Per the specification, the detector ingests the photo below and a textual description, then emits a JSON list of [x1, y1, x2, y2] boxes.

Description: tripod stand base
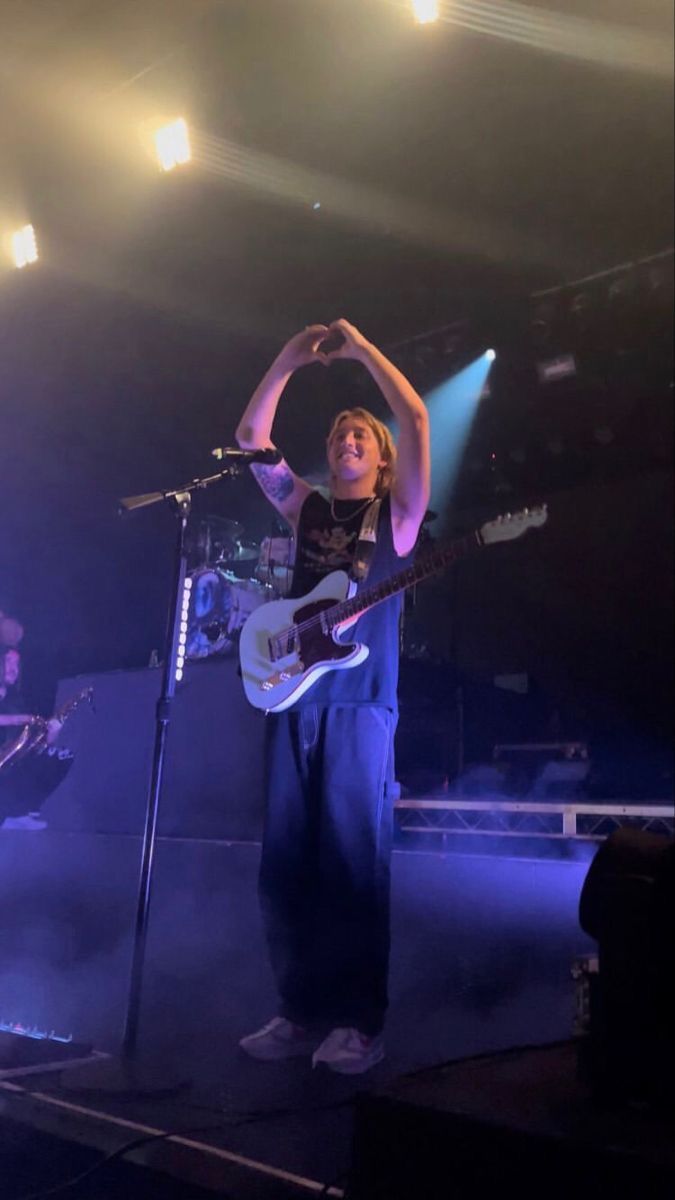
[[59, 1053, 189, 1099]]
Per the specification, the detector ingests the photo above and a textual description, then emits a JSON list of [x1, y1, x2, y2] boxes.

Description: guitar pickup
[[260, 661, 304, 691], [268, 629, 298, 663]]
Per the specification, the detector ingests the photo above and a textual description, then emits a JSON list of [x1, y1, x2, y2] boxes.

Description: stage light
[[154, 118, 191, 171], [412, 0, 440, 24], [485, 348, 496, 362], [11, 224, 38, 269]]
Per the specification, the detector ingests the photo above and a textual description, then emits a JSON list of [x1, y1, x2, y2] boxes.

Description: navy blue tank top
[[289, 491, 413, 710]]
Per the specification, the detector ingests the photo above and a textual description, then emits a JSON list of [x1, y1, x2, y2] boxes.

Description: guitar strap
[[350, 498, 382, 584]]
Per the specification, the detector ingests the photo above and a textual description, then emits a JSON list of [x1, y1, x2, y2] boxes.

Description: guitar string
[[284, 512, 542, 639], [267, 509, 544, 657], [276, 537, 472, 646]]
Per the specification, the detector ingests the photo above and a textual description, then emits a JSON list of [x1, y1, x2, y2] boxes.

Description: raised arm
[[324, 319, 431, 555], [235, 326, 328, 530]]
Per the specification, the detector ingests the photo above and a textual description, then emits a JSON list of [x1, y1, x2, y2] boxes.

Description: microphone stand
[[61, 460, 249, 1096]]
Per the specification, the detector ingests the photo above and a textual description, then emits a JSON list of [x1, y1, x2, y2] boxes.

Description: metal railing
[[394, 797, 674, 840]]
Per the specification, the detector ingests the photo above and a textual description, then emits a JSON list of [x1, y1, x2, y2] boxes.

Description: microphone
[[211, 446, 283, 465]]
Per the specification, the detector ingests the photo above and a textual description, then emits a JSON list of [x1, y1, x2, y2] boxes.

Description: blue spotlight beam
[[425, 354, 492, 526]]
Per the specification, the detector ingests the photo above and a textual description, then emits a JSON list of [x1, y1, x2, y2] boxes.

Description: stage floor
[[0, 837, 597, 1197]]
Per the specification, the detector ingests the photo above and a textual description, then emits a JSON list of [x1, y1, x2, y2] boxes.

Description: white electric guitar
[[239, 505, 548, 712]]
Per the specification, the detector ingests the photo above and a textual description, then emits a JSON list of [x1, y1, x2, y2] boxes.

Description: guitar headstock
[[480, 505, 548, 546], [58, 687, 95, 721]]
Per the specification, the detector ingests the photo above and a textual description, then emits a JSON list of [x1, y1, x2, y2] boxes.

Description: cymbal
[[199, 515, 244, 539], [220, 540, 260, 564]]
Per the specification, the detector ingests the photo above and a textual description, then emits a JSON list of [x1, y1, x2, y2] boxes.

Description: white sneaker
[[312, 1027, 385, 1075], [239, 1017, 316, 1061]]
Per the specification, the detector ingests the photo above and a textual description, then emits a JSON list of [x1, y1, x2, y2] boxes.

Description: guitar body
[[0, 722, 36, 771], [239, 571, 369, 712], [0, 687, 93, 774]]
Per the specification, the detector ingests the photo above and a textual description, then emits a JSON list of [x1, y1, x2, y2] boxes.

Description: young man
[[235, 318, 430, 1074]]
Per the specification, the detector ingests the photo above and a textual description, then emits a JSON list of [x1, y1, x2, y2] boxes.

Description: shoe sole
[[319, 1051, 385, 1075]]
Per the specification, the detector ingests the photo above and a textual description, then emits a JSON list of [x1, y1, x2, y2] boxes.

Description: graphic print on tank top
[[290, 491, 373, 597]]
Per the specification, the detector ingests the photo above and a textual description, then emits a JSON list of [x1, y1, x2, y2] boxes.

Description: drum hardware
[[218, 539, 261, 579], [202, 621, 224, 643], [186, 566, 270, 660], [188, 515, 244, 569], [255, 535, 295, 596], [221, 540, 260, 563]]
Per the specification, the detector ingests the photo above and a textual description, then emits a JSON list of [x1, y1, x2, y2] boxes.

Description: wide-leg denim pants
[[258, 704, 396, 1036]]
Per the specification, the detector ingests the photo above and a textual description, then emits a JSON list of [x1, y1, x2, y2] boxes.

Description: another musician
[[235, 319, 430, 1074], [0, 610, 24, 650], [0, 647, 68, 830], [0, 648, 32, 734]]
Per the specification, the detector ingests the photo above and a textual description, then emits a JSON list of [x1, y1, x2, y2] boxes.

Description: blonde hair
[[326, 407, 397, 498]]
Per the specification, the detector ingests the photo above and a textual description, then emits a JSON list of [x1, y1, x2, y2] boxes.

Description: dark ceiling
[[2, 0, 673, 341]]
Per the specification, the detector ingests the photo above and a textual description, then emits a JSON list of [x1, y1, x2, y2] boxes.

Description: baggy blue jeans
[[259, 704, 396, 1036]]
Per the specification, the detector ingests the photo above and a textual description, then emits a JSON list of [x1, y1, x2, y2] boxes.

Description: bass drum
[[186, 568, 270, 661]]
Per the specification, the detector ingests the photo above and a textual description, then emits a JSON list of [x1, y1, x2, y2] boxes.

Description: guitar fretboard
[[313, 531, 481, 632], [266, 504, 546, 673]]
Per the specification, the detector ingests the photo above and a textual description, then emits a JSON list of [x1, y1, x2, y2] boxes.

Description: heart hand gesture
[[275, 325, 330, 373], [320, 319, 372, 364]]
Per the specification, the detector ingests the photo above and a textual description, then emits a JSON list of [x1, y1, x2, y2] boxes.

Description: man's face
[[327, 418, 385, 484], [3, 651, 20, 687]]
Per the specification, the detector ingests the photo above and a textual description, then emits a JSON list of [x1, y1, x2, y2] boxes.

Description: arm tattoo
[[251, 463, 295, 502]]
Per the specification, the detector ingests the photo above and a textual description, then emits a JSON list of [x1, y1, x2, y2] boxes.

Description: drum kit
[[185, 516, 294, 661]]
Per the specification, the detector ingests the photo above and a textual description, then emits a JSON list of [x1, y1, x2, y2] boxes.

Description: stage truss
[[394, 797, 674, 841]]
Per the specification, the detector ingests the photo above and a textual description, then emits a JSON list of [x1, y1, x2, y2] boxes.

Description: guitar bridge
[[260, 661, 304, 692]]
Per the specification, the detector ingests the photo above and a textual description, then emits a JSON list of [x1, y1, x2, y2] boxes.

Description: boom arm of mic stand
[[118, 465, 249, 516]]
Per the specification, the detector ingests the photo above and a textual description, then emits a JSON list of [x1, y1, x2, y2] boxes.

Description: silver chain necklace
[[329, 494, 374, 523]]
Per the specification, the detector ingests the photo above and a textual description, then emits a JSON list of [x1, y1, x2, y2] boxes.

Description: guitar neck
[[55, 688, 93, 726], [328, 530, 481, 628]]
